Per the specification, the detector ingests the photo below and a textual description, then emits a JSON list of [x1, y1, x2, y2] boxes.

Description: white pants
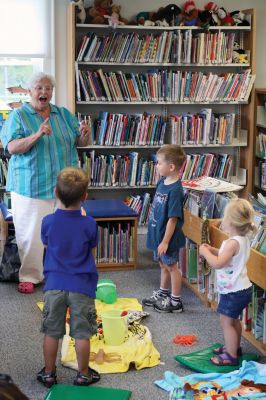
[[11, 192, 55, 284]]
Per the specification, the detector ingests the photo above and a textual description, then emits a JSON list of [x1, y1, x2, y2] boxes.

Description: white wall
[[54, 0, 266, 107]]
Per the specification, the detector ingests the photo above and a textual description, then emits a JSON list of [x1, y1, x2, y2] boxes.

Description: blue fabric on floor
[[154, 361, 266, 399]]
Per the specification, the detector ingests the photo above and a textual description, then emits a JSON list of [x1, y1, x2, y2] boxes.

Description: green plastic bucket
[[101, 310, 128, 346]]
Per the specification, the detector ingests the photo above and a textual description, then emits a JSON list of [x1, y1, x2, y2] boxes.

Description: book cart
[[183, 208, 266, 356]]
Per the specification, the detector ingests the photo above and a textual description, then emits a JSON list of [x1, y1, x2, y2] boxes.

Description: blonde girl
[[199, 198, 256, 366]]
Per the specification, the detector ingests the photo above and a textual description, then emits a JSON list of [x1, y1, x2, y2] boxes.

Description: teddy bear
[[182, 0, 198, 26], [85, 0, 113, 24], [155, 4, 182, 27], [104, 5, 128, 28]]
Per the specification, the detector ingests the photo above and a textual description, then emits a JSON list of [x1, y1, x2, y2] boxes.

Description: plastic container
[[101, 309, 128, 346], [96, 279, 117, 304]]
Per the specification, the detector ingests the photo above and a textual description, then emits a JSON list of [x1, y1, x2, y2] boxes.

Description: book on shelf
[[182, 176, 243, 192]]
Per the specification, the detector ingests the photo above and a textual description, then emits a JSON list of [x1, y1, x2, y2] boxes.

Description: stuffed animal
[[233, 41, 249, 64], [73, 0, 86, 24], [135, 11, 156, 26], [86, 0, 113, 24], [182, 0, 198, 26], [230, 10, 250, 26], [155, 4, 182, 27], [217, 7, 234, 26], [104, 5, 128, 28], [204, 2, 220, 25]]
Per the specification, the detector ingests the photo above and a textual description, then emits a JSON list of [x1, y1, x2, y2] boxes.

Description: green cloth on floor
[[175, 343, 260, 373], [44, 384, 131, 400]]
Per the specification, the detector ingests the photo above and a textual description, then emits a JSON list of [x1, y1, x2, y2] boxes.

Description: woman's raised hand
[[38, 118, 52, 137]]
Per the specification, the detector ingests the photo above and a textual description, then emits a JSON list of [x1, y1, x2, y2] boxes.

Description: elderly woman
[[0, 72, 91, 294]]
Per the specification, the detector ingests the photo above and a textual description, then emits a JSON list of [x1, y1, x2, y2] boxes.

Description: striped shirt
[[0, 103, 80, 199]]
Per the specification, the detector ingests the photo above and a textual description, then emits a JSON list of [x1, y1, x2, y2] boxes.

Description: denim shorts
[[41, 290, 97, 340], [217, 286, 252, 319], [153, 250, 179, 266]]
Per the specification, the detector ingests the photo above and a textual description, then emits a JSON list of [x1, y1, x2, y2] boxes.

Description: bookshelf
[[253, 89, 266, 194], [67, 5, 256, 204], [183, 208, 266, 356]]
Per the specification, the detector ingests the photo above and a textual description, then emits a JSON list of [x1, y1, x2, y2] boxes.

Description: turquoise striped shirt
[[0, 103, 80, 199]]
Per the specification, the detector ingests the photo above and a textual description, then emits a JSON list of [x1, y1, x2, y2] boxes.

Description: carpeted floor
[[0, 235, 265, 400]]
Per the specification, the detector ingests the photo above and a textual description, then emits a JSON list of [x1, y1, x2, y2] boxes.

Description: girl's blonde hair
[[223, 198, 256, 235]]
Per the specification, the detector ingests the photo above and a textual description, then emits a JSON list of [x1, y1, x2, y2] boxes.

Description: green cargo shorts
[[41, 290, 97, 340]]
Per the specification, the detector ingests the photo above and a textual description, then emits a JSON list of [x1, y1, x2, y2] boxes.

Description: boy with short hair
[[37, 167, 100, 387], [143, 145, 186, 313]]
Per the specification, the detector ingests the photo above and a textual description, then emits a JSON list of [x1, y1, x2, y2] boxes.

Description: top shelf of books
[[76, 24, 251, 32]]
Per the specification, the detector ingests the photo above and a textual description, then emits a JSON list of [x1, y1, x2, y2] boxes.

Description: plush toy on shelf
[[86, 0, 113, 24], [155, 4, 182, 27], [217, 7, 234, 26], [182, 0, 198, 26], [104, 4, 128, 28], [233, 41, 249, 64], [135, 11, 156, 26], [72, 0, 86, 24], [230, 10, 250, 26], [204, 2, 220, 25]]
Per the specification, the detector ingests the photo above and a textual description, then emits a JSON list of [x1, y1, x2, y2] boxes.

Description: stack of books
[[124, 193, 152, 226]]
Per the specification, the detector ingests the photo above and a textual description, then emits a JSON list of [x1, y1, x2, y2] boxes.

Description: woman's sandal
[[210, 351, 239, 366], [213, 346, 242, 357], [18, 282, 34, 294], [73, 367, 100, 386]]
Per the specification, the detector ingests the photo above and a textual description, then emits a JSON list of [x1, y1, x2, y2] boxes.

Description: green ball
[[96, 278, 117, 304]]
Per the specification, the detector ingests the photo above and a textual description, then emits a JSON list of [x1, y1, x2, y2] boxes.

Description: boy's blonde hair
[[56, 167, 88, 208], [157, 145, 186, 170], [223, 198, 256, 235]]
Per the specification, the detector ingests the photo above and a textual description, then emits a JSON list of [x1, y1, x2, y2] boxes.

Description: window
[[0, 0, 54, 110]]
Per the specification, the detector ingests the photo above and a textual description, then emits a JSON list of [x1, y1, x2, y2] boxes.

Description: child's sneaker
[[37, 367, 57, 388], [73, 367, 100, 386], [154, 296, 184, 313], [142, 290, 167, 306]]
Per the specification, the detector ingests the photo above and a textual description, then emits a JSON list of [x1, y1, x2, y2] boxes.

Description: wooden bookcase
[[183, 208, 266, 355], [95, 215, 138, 271], [67, 4, 256, 202], [253, 88, 266, 195]]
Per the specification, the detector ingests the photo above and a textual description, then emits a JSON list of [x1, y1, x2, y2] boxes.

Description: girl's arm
[[199, 239, 239, 269], [201, 243, 219, 256], [157, 217, 178, 256]]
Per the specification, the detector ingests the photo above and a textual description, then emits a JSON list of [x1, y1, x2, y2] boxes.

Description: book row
[[124, 193, 152, 226], [243, 285, 266, 343], [184, 191, 235, 219], [77, 30, 239, 65], [180, 152, 233, 181], [256, 133, 266, 158], [76, 67, 255, 103], [256, 161, 266, 191], [169, 109, 235, 145], [77, 112, 166, 146], [96, 222, 135, 264], [79, 151, 159, 187]]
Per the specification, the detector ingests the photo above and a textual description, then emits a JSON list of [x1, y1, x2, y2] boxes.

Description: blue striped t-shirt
[[0, 103, 80, 199]]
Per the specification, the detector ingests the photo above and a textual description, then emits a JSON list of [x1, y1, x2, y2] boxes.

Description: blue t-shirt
[[146, 178, 185, 253], [41, 209, 98, 298]]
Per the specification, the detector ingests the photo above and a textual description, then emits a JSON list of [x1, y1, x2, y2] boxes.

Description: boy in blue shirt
[[37, 167, 100, 387], [143, 145, 186, 313]]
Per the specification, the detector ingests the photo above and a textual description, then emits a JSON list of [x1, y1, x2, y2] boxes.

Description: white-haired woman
[[0, 72, 91, 293]]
